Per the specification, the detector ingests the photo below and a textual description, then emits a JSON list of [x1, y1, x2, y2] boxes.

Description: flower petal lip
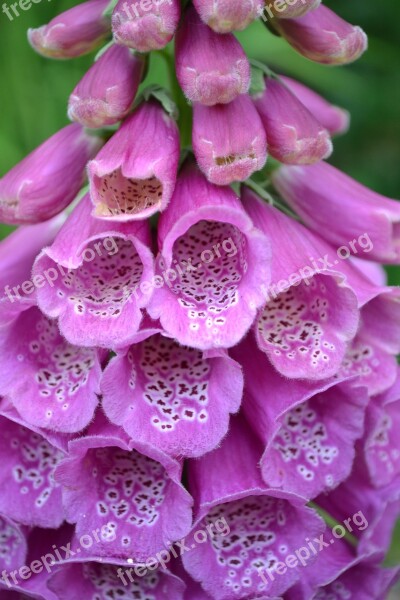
[[33, 194, 155, 349], [273, 5, 368, 66], [0, 305, 104, 434], [88, 100, 180, 221], [0, 415, 65, 528], [0, 124, 101, 225], [54, 416, 193, 563], [47, 562, 186, 599], [101, 327, 244, 458], [233, 334, 368, 500], [28, 0, 111, 59]]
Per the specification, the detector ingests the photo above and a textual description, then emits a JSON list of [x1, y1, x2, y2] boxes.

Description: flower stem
[[308, 502, 359, 548], [157, 48, 192, 148]]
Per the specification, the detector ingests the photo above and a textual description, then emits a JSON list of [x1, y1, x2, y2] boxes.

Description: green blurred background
[[0, 0, 399, 575]]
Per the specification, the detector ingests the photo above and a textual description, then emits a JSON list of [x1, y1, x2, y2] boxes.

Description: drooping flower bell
[[33, 194, 155, 349], [0, 124, 100, 225], [28, 0, 111, 59], [192, 94, 267, 185], [273, 5, 368, 65], [175, 5, 250, 106], [148, 160, 271, 350], [0, 305, 104, 434], [272, 160, 400, 264], [252, 75, 333, 165], [54, 415, 193, 563], [242, 186, 360, 380], [68, 44, 146, 128], [183, 416, 325, 598], [48, 561, 186, 599], [279, 75, 350, 136], [233, 334, 368, 500], [112, 0, 181, 52], [88, 99, 180, 220], [192, 0, 264, 33]]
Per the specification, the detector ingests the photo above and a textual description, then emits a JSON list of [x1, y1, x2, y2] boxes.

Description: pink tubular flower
[[192, 95, 267, 185], [48, 562, 185, 599], [273, 5, 368, 65], [112, 0, 180, 52], [101, 324, 243, 457], [233, 335, 368, 500], [88, 100, 180, 220], [175, 6, 250, 106], [54, 417, 193, 563], [147, 160, 271, 350], [0, 306, 104, 434], [33, 194, 155, 349], [280, 75, 350, 135], [242, 187, 359, 380], [192, 0, 264, 33], [68, 44, 145, 128], [252, 76, 332, 165], [28, 0, 111, 59], [0, 416, 65, 528], [266, 0, 320, 20], [0, 124, 100, 225], [272, 161, 400, 264], [183, 417, 325, 599]]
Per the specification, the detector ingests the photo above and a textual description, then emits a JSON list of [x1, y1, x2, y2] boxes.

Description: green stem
[[245, 178, 274, 204], [158, 49, 192, 148], [245, 178, 301, 220], [249, 58, 279, 79], [308, 502, 359, 548]]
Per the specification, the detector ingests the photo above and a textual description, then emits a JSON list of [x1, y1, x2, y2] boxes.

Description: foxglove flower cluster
[[0, 1, 399, 599]]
